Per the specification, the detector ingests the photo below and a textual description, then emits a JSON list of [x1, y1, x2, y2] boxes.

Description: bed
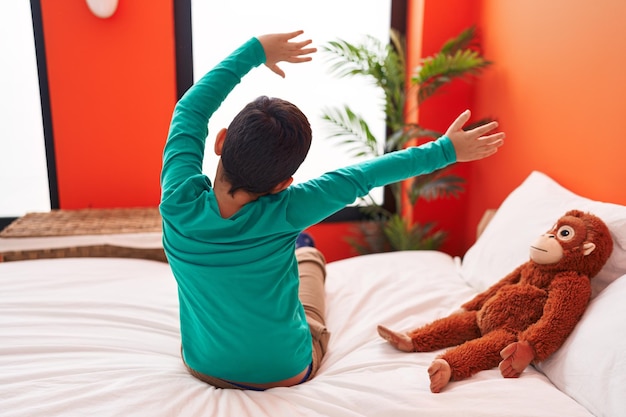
[[2, 171, 625, 417]]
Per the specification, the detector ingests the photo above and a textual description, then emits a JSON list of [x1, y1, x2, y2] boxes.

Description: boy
[[160, 31, 504, 390]]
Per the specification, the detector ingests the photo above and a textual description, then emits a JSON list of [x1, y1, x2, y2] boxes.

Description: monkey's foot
[[377, 325, 414, 352], [428, 359, 452, 393]]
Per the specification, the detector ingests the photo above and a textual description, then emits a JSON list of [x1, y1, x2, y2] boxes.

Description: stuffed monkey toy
[[378, 210, 613, 393]]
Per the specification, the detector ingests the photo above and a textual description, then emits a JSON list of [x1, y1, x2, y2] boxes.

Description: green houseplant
[[321, 26, 492, 254]]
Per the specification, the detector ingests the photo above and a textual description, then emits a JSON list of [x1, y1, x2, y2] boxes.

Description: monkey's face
[[529, 215, 596, 265]]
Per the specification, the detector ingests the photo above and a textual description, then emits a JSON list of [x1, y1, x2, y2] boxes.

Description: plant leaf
[[320, 26, 495, 255], [321, 31, 406, 132], [385, 124, 443, 152], [381, 214, 447, 251], [413, 49, 491, 104], [321, 106, 381, 158], [409, 171, 466, 205], [440, 25, 480, 55]]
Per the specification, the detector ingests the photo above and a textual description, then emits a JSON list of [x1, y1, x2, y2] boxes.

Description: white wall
[[0, 1, 50, 217], [191, 0, 391, 204]]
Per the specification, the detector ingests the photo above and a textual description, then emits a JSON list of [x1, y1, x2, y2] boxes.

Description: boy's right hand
[[257, 30, 317, 78], [445, 110, 505, 162]]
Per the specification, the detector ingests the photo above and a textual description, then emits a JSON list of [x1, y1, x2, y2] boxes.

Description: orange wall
[[466, 0, 626, 251], [401, 0, 626, 257], [307, 222, 360, 262], [409, 0, 480, 256], [40, 0, 176, 209]]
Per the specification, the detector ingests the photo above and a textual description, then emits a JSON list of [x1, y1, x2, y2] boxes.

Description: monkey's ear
[[582, 242, 596, 256]]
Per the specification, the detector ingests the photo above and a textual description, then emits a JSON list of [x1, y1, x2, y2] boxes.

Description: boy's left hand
[[258, 30, 316, 78], [445, 110, 505, 162]]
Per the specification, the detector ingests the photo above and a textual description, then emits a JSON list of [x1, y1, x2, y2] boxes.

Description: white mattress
[[0, 252, 595, 417]]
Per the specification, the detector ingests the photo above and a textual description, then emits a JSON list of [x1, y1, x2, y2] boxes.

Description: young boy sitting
[[160, 30, 505, 390]]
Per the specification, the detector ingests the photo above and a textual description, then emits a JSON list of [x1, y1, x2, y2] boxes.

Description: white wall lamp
[[86, 0, 119, 19]]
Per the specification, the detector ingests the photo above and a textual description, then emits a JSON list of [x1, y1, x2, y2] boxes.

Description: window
[[190, 0, 392, 206], [0, 1, 51, 220]]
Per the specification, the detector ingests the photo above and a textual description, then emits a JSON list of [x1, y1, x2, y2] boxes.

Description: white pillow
[[461, 170, 626, 296], [535, 273, 626, 417]]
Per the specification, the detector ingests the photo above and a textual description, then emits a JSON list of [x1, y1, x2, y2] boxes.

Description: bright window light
[[191, 0, 391, 205], [0, 1, 50, 218]]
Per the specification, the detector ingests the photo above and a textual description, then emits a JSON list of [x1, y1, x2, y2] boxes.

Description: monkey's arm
[[518, 272, 591, 361], [461, 265, 525, 311]]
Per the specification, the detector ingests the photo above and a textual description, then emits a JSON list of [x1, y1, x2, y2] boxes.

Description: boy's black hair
[[221, 96, 312, 196]]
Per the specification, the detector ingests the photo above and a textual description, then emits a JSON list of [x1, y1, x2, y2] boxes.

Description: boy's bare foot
[[428, 358, 452, 393], [377, 325, 414, 352]]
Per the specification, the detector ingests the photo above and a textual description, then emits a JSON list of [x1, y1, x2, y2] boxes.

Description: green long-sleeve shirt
[[160, 37, 456, 383]]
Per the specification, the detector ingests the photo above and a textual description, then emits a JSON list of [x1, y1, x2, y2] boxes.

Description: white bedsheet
[[0, 252, 595, 417]]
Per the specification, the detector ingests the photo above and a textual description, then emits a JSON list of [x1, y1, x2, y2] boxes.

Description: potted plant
[[321, 26, 492, 254]]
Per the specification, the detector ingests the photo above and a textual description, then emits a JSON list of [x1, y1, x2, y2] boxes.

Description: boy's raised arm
[[161, 31, 315, 201]]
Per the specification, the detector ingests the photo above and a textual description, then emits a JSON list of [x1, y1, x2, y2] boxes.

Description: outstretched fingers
[[467, 120, 500, 137], [444, 109, 505, 162], [477, 132, 505, 155], [284, 42, 317, 63], [259, 30, 317, 77], [277, 31, 316, 60], [279, 29, 307, 41], [448, 109, 472, 132]]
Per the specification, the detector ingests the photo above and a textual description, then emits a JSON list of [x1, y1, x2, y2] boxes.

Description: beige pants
[[185, 246, 330, 389]]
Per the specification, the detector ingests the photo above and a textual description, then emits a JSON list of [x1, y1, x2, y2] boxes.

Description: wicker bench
[[0, 208, 166, 262]]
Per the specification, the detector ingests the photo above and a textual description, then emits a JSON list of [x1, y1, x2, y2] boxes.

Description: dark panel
[[173, 0, 193, 99], [30, 0, 59, 209]]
